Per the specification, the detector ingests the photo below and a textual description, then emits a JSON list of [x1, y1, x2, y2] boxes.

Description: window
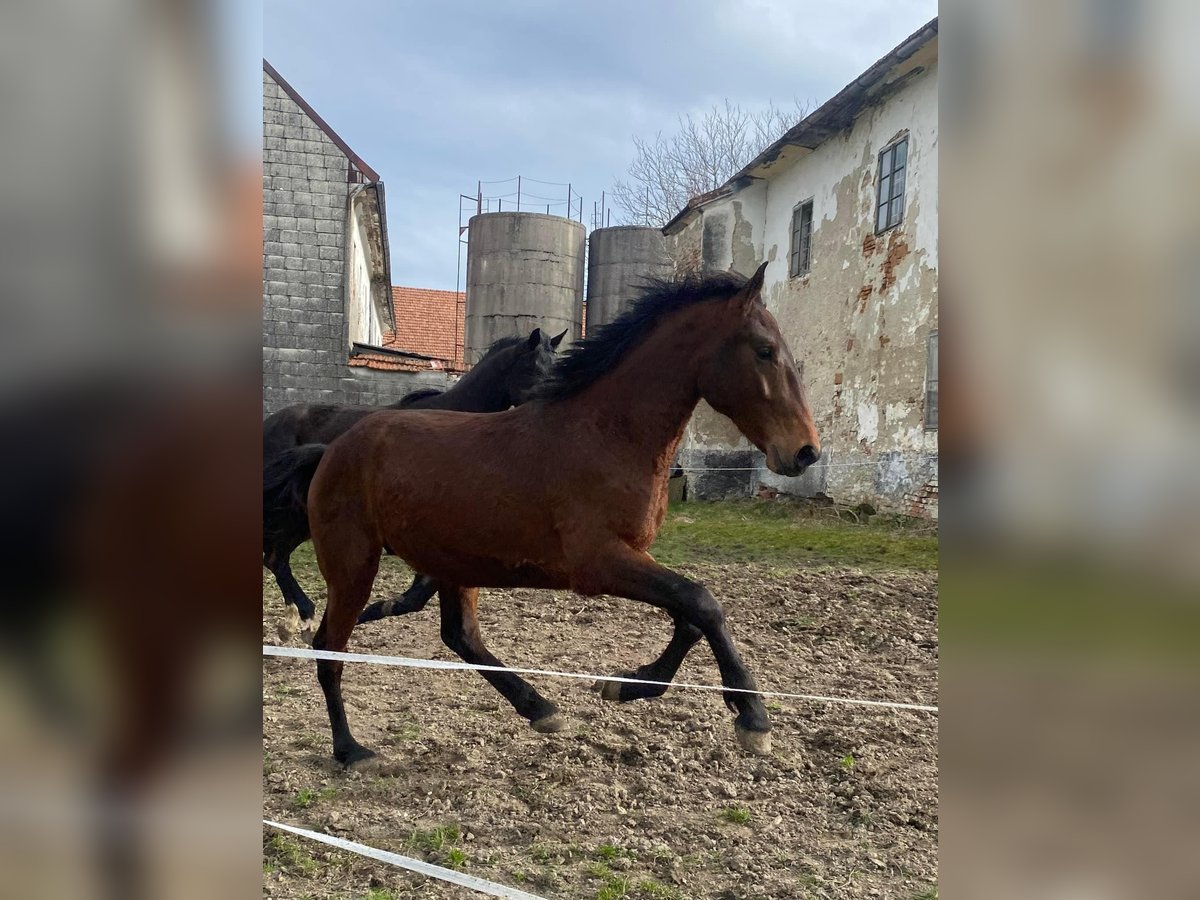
[[875, 136, 908, 234], [789, 199, 813, 277], [925, 330, 938, 431]]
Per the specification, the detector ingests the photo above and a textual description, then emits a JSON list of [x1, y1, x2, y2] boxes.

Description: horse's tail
[[262, 443, 326, 545]]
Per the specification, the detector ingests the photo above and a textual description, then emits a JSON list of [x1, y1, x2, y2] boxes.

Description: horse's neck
[[566, 309, 712, 469], [441, 359, 510, 412]]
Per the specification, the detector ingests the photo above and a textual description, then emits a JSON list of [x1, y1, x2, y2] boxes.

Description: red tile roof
[[348, 349, 451, 372], [384, 286, 465, 371]]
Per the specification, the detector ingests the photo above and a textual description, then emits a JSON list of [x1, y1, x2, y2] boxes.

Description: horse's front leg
[[574, 544, 771, 755], [594, 616, 702, 702]]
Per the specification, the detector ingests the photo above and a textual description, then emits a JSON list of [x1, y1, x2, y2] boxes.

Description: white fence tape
[[263, 644, 938, 714], [265, 819, 547, 900]]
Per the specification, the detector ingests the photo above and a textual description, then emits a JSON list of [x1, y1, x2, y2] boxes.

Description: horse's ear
[[734, 261, 769, 314], [526, 327, 543, 349], [550, 328, 568, 349]]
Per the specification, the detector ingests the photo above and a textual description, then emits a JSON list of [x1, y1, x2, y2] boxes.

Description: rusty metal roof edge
[[374, 181, 395, 333], [350, 342, 442, 362], [263, 59, 382, 183], [661, 16, 938, 235]]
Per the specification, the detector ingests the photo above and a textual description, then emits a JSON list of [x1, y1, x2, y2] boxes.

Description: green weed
[[720, 805, 752, 825], [597, 875, 633, 900], [263, 834, 318, 875], [407, 823, 461, 854]]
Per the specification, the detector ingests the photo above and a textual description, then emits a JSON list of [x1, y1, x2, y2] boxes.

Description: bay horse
[[262, 327, 564, 637], [303, 263, 820, 763]]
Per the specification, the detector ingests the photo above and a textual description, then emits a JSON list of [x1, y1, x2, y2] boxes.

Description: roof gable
[[663, 17, 938, 234], [263, 59, 380, 182]]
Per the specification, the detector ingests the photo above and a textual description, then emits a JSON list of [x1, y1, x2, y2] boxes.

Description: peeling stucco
[[670, 55, 938, 514]]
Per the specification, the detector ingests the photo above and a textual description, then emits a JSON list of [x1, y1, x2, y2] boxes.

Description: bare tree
[[611, 99, 811, 227]]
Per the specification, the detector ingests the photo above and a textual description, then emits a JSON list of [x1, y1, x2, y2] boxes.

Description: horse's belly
[[398, 544, 567, 590]]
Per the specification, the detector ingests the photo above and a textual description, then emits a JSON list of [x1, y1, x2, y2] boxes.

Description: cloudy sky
[[265, 0, 937, 290]]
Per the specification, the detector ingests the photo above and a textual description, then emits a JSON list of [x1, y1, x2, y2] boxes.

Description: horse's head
[[505, 327, 565, 405], [697, 262, 821, 477]]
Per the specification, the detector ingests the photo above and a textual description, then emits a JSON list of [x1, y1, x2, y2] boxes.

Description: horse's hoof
[[530, 713, 567, 734], [336, 744, 377, 769], [299, 619, 317, 646], [278, 606, 302, 641], [735, 724, 773, 756], [592, 678, 624, 702]]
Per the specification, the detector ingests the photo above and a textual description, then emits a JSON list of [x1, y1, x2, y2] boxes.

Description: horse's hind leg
[[595, 616, 702, 702], [357, 573, 436, 625], [438, 584, 564, 733], [311, 542, 381, 767], [265, 537, 318, 641]]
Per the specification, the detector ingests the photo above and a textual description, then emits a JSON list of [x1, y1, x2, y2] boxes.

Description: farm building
[[262, 61, 457, 415], [665, 18, 939, 518]]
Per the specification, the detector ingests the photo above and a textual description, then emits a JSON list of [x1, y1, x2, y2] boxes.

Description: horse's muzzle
[[766, 444, 820, 477]]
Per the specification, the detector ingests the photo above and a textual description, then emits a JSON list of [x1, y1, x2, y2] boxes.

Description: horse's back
[[309, 406, 564, 585], [263, 402, 377, 455]]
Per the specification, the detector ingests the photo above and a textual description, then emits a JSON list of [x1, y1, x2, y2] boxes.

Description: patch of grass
[[596, 875, 633, 900], [912, 889, 938, 900], [293, 732, 324, 750], [443, 847, 467, 870], [651, 499, 937, 570], [291, 785, 337, 809], [594, 842, 634, 862], [585, 862, 613, 879], [529, 843, 555, 864], [850, 809, 875, 827], [264, 834, 318, 875], [386, 721, 421, 742], [720, 805, 752, 825], [636, 878, 684, 899], [407, 823, 461, 855], [360, 890, 401, 900], [840, 753, 856, 770]]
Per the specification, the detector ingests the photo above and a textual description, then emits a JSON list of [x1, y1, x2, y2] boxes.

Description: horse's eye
[[756, 346, 774, 361]]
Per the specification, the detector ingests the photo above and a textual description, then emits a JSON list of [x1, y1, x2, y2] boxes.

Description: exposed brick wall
[[903, 474, 939, 519], [262, 68, 452, 415]]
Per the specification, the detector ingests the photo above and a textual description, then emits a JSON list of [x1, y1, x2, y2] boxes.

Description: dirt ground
[[263, 539, 938, 899]]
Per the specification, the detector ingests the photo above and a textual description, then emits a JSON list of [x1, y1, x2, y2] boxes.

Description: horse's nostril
[[795, 445, 819, 469]]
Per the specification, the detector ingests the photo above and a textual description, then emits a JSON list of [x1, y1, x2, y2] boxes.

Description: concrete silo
[[465, 212, 585, 362], [585, 226, 672, 332]]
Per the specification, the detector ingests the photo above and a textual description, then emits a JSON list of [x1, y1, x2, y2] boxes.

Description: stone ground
[[263, 524, 937, 900]]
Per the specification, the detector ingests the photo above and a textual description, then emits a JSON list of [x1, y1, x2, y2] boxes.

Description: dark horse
[[262, 327, 564, 638], [301, 263, 820, 763]]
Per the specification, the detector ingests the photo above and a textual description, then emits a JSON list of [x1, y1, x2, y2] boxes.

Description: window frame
[[924, 329, 938, 431], [875, 136, 909, 235], [789, 198, 814, 277]]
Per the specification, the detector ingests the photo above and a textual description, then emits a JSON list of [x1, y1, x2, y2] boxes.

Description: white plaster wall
[[346, 200, 382, 347], [679, 59, 939, 515]]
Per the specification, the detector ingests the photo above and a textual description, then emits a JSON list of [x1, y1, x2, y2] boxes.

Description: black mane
[[483, 335, 523, 354], [537, 270, 748, 402]]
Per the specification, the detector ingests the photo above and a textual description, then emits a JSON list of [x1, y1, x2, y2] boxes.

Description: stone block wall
[[262, 68, 451, 415]]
